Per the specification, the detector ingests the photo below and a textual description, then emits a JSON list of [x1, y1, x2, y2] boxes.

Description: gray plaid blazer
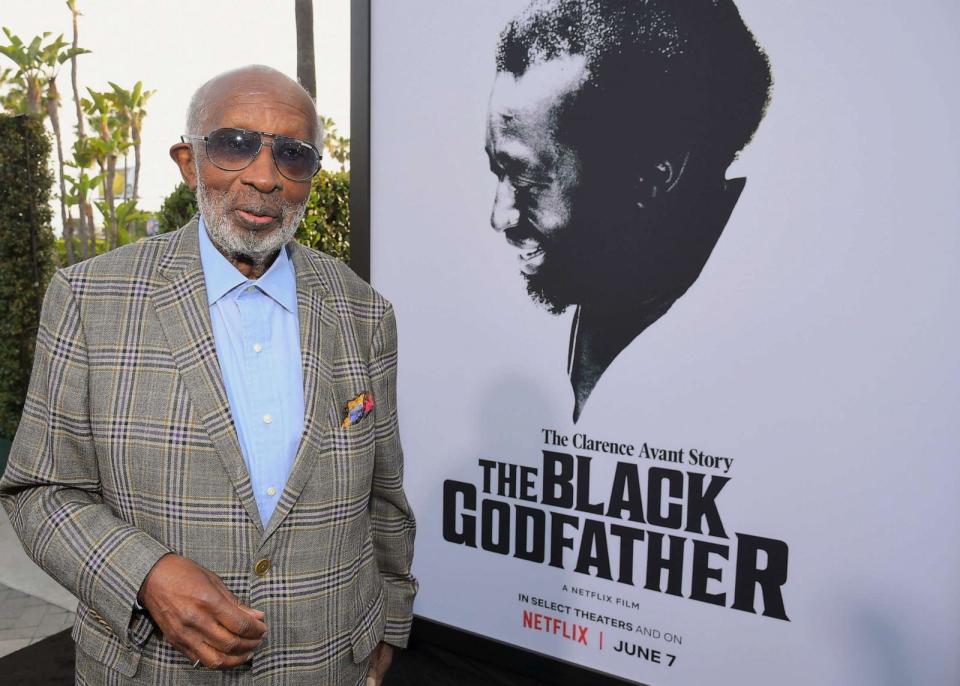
[[0, 219, 417, 685]]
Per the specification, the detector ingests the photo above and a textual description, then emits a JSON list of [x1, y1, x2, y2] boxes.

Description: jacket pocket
[[72, 602, 142, 678]]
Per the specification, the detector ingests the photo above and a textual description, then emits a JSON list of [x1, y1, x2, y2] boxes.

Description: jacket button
[[254, 558, 271, 576]]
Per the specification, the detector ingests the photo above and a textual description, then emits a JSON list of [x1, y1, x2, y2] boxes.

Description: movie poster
[[367, 1, 960, 683]]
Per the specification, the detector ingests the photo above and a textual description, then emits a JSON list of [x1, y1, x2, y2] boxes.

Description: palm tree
[[67, 0, 90, 259], [0, 30, 46, 114], [66, 138, 100, 257], [0, 27, 89, 264], [44, 76, 75, 263], [107, 81, 154, 205], [64, 165, 101, 257], [295, 0, 317, 99], [67, 2, 85, 134], [83, 88, 129, 250]]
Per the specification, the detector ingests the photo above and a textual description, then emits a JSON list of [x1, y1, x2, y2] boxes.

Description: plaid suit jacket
[[0, 219, 417, 684]]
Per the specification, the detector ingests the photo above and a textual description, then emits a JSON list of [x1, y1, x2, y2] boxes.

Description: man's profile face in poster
[[485, 54, 588, 313], [483, 0, 773, 422], [484, 51, 654, 315]]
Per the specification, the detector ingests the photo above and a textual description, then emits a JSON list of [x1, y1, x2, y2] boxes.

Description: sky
[[2, 0, 351, 219]]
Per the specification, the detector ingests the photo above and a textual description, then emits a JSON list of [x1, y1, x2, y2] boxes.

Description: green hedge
[[158, 182, 198, 234], [0, 115, 56, 443], [297, 169, 350, 263]]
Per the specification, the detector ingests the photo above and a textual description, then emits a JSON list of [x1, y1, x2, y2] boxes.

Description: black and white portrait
[[484, 0, 772, 421]]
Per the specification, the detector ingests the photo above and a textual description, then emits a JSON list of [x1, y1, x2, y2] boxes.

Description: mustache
[[218, 191, 302, 219]]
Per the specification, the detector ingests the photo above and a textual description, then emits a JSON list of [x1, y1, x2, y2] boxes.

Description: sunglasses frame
[[181, 127, 323, 182]]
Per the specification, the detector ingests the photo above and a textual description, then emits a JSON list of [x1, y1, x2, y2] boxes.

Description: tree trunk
[[75, 186, 89, 259], [104, 156, 118, 250], [129, 120, 142, 239], [76, 193, 89, 260], [122, 150, 129, 202], [132, 119, 141, 202], [70, 2, 90, 260], [86, 202, 96, 256], [25, 78, 42, 115], [46, 80, 75, 265], [295, 0, 317, 99]]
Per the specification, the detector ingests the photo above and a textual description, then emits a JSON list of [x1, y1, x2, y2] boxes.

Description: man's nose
[[490, 179, 519, 231], [240, 145, 282, 194]]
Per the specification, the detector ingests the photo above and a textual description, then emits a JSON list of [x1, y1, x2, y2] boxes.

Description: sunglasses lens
[[202, 128, 320, 180], [273, 138, 320, 181], [206, 128, 260, 170]]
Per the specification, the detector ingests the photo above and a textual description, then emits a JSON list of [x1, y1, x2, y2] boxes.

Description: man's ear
[[169, 142, 198, 191], [635, 152, 690, 208]]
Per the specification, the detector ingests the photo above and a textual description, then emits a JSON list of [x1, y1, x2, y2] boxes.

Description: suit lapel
[[262, 242, 337, 540], [151, 220, 263, 531]]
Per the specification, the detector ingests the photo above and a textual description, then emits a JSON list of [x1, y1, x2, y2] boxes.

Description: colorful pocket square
[[341, 391, 375, 428]]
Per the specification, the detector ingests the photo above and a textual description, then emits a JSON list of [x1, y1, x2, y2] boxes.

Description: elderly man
[[0, 65, 416, 685], [485, 0, 772, 422]]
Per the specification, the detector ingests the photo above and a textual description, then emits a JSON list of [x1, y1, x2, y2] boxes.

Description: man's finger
[[239, 603, 266, 620], [176, 625, 255, 671], [201, 570, 266, 621], [176, 628, 217, 669], [193, 642, 252, 671], [201, 621, 264, 656], [213, 601, 268, 639]]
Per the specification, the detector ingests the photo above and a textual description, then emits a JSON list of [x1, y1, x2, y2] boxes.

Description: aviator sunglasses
[[181, 127, 322, 182]]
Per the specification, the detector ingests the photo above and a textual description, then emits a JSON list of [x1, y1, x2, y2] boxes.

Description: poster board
[[354, 1, 960, 683]]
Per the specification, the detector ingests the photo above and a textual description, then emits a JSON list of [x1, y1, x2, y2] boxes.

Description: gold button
[[254, 558, 271, 576]]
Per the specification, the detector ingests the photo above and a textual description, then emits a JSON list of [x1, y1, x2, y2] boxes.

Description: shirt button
[[263, 414, 273, 424], [253, 343, 263, 353], [246, 286, 256, 294], [266, 486, 277, 497]]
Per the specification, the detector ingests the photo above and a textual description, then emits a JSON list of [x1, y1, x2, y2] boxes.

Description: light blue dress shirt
[[198, 217, 305, 527]]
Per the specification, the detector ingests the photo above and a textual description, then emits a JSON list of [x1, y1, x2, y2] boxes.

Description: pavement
[[0, 508, 78, 659]]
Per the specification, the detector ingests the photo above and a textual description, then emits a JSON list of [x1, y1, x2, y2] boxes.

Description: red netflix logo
[[521, 610, 590, 646]]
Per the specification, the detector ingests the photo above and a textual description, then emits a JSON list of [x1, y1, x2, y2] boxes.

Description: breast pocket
[[327, 420, 377, 503]]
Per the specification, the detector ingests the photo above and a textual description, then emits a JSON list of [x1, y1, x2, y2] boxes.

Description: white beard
[[195, 170, 308, 269]]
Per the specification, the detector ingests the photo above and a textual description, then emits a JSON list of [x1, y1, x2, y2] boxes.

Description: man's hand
[[365, 642, 394, 686], [138, 553, 267, 670]]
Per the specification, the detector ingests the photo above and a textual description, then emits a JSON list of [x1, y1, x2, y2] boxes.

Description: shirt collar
[[198, 215, 298, 313]]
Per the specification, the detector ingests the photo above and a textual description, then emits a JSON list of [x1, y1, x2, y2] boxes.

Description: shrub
[[297, 169, 350, 263], [158, 181, 197, 233], [0, 115, 56, 438]]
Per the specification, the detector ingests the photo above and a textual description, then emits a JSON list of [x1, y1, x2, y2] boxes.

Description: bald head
[[185, 65, 323, 146]]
